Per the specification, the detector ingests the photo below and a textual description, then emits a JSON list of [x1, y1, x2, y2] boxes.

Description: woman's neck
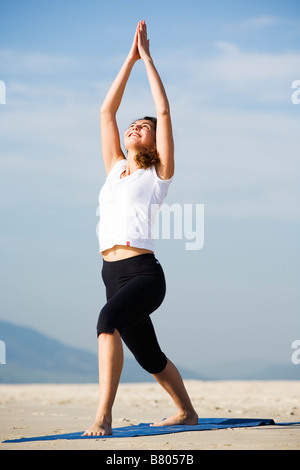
[[124, 150, 141, 175]]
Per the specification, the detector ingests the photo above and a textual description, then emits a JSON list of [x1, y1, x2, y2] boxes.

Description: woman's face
[[124, 119, 156, 151]]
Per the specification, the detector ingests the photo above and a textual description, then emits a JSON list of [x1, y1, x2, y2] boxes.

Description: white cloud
[[240, 15, 300, 30], [159, 41, 300, 105], [242, 16, 279, 28], [211, 41, 300, 82], [0, 49, 78, 75]]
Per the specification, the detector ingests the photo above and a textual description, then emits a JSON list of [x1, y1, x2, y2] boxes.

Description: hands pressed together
[[128, 20, 151, 63]]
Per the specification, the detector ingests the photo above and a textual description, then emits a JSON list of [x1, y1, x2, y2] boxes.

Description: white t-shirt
[[97, 159, 174, 253]]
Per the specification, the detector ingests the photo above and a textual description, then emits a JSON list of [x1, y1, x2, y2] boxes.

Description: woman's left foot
[[151, 411, 198, 427]]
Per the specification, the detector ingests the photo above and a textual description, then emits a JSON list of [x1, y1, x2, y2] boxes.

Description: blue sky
[[0, 0, 300, 377]]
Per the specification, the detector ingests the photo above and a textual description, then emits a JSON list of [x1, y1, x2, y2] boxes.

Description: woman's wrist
[[142, 54, 153, 65], [125, 55, 139, 66]]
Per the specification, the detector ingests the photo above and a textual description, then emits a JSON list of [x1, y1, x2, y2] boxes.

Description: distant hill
[[0, 319, 203, 383], [198, 359, 300, 381]]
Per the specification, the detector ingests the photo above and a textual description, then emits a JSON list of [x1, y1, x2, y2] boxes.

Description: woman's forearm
[[100, 58, 136, 115], [143, 57, 170, 116]]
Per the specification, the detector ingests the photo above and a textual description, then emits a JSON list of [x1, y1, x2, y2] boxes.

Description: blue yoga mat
[[3, 418, 300, 443]]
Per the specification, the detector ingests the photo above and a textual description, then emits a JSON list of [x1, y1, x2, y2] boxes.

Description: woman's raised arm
[[137, 21, 174, 180], [100, 23, 141, 174]]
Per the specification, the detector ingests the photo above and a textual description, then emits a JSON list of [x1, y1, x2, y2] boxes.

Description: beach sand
[[1, 380, 300, 450]]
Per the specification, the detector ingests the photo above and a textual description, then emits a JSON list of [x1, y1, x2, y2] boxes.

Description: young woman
[[84, 20, 198, 436]]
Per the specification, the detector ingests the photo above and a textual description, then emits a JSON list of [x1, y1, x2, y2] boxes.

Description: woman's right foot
[[151, 410, 198, 427], [82, 419, 112, 436]]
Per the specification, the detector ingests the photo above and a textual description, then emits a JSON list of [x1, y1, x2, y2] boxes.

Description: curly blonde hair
[[132, 116, 160, 169], [135, 147, 160, 169]]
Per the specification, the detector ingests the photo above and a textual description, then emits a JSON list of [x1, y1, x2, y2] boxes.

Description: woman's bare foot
[[151, 411, 198, 427], [82, 418, 112, 436]]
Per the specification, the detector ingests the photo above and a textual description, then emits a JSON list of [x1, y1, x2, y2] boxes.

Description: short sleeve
[[152, 166, 174, 202]]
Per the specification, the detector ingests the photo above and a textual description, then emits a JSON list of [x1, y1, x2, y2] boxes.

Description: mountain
[[0, 319, 203, 383], [197, 359, 300, 381]]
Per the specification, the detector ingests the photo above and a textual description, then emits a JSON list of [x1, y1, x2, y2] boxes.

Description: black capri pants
[[97, 253, 168, 374]]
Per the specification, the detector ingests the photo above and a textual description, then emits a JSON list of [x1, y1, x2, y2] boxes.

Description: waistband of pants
[[102, 253, 156, 267]]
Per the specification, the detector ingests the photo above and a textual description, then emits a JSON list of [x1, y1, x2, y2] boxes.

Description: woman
[[84, 20, 198, 436]]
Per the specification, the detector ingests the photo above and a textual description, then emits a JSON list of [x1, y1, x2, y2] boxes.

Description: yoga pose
[[84, 20, 198, 436]]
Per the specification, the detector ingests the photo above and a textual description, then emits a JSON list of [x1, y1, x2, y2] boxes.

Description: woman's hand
[[127, 22, 141, 63], [137, 20, 151, 61]]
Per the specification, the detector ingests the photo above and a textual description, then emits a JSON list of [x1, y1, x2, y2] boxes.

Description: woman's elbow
[[100, 105, 111, 115], [157, 107, 170, 117], [100, 102, 117, 116]]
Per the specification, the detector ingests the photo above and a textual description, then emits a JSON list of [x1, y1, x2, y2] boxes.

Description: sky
[[0, 0, 300, 378]]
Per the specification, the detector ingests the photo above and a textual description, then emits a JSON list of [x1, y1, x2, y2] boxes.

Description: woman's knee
[[143, 354, 168, 374], [96, 304, 116, 336], [130, 348, 168, 375]]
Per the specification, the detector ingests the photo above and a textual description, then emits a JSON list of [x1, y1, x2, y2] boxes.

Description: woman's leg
[[87, 255, 197, 433], [151, 359, 198, 426], [121, 318, 198, 426], [85, 264, 164, 436], [83, 329, 123, 436]]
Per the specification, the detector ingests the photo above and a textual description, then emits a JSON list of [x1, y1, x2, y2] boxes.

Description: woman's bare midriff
[[102, 244, 154, 262]]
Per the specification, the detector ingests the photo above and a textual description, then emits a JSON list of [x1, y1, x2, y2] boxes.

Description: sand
[[0, 380, 300, 451]]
